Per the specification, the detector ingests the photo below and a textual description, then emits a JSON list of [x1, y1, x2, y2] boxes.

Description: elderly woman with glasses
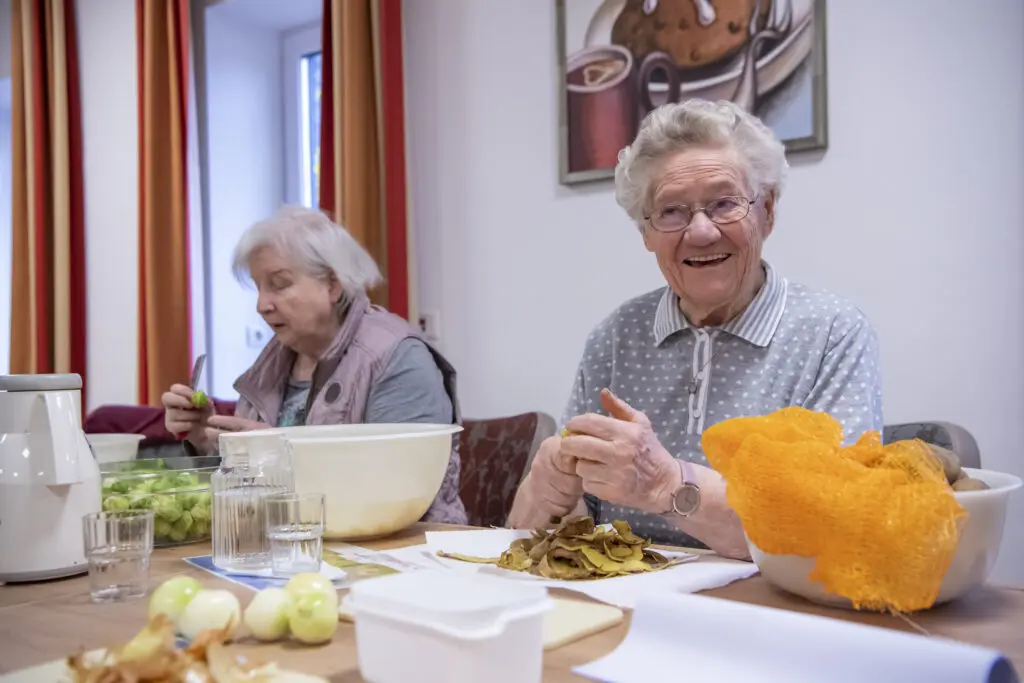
[[509, 99, 882, 558]]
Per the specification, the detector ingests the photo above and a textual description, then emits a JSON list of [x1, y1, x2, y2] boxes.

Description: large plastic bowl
[[747, 467, 1023, 609], [282, 423, 463, 541]]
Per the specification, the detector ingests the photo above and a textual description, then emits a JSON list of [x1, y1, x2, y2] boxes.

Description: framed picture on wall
[[557, 0, 829, 185]]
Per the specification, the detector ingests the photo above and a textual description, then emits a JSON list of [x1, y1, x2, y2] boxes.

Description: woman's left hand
[[562, 389, 681, 515]]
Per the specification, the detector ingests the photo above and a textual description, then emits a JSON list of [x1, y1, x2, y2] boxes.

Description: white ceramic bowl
[[282, 423, 463, 541], [85, 433, 146, 464], [747, 467, 1023, 609]]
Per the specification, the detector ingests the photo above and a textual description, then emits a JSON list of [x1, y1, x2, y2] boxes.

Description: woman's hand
[[530, 435, 585, 517], [563, 389, 681, 515], [162, 383, 213, 448], [203, 415, 272, 447]]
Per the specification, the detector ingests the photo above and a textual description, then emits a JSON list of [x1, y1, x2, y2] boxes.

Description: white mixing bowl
[[747, 467, 1023, 609], [283, 423, 463, 541], [85, 433, 146, 464]]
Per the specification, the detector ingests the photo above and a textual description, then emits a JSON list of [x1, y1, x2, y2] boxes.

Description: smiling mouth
[[683, 254, 732, 268]]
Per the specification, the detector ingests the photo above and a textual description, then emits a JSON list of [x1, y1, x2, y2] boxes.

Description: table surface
[[1, 524, 1022, 680]]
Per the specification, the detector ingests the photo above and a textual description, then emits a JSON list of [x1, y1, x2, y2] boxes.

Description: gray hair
[[614, 99, 789, 226], [232, 206, 383, 304]]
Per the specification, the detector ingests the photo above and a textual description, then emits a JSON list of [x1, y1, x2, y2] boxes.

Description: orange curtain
[[136, 0, 192, 405], [9, 0, 87, 385], [319, 0, 409, 318]]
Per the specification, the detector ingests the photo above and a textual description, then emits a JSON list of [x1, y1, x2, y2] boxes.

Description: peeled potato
[[927, 444, 963, 484], [952, 477, 990, 492]]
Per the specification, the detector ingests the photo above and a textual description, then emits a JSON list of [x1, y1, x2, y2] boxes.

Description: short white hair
[[614, 99, 789, 226], [232, 206, 383, 303]]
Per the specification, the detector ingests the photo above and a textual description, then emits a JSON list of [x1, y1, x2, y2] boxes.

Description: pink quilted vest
[[232, 293, 466, 523]]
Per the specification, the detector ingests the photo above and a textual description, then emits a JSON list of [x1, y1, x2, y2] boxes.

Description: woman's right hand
[[523, 435, 584, 519], [162, 383, 213, 449]]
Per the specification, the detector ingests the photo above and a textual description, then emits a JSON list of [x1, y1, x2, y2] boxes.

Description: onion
[[244, 588, 292, 642], [288, 593, 338, 645], [178, 589, 241, 641], [148, 576, 204, 625], [284, 573, 339, 611]]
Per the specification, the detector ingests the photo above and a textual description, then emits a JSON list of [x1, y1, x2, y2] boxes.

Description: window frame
[[281, 23, 322, 207]]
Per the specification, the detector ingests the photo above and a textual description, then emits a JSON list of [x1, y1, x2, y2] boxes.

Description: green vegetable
[[154, 518, 174, 538], [149, 575, 204, 624], [100, 464, 212, 546], [190, 390, 209, 409]]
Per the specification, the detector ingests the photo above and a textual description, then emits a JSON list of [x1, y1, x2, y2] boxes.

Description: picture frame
[[557, 0, 829, 185]]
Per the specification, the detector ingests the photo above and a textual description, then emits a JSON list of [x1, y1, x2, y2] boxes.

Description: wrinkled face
[[249, 245, 342, 350], [642, 146, 775, 326]]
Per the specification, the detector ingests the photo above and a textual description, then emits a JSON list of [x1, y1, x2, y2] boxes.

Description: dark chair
[[458, 411, 557, 528], [883, 421, 981, 469]]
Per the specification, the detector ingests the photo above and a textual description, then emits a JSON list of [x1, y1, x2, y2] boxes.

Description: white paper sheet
[[574, 593, 1019, 683], [379, 529, 758, 610]]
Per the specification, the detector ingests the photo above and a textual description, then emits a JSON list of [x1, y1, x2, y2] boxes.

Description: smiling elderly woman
[[509, 100, 882, 558], [161, 206, 467, 524]]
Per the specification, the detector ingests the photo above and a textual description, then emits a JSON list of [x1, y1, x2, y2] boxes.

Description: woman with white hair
[[162, 206, 467, 523], [509, 99, 882, 557]]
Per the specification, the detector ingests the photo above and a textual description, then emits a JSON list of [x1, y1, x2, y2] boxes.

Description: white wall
[[204, 4, 284, 397], [77, 0, 139, 408], [405, 0, 1024, 585]]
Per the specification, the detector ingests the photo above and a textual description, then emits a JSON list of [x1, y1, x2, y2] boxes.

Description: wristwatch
[[667, 459, 702, 517]]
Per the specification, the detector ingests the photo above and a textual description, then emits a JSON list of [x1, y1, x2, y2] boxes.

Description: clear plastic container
[[211, 437, 293, 572], [100, 456, 219, 547], [346, 572, 552, 683]]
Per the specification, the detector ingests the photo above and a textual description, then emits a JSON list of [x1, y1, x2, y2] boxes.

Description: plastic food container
[[346, 572, 552, 683], [99, 456, 219, 547], [85, 433, 145, 463]]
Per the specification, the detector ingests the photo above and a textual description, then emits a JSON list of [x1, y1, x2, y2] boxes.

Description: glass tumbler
[[264, 492, 326, 577], [82, 509, 154, 603]]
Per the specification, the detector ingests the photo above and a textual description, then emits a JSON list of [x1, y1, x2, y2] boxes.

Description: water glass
[[82, 510, 154, 603], [265, 493, 325, 577]]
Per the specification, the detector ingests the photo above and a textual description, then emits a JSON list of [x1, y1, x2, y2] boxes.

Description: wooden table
[[1, 524, 1022, 680]]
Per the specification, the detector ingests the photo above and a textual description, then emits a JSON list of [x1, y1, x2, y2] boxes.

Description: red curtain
[[319, 0, 410, 319], [9, 0, 87, 387], [136, 0, 193, 405]]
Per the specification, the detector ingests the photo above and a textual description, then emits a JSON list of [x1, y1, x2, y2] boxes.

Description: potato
[[952, 477, 990, 492], [926, 444, 962, 484]]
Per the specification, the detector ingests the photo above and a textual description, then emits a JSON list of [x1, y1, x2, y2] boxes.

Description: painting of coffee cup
[[566, 45, 637, 174], [557, 0, 828, 185]]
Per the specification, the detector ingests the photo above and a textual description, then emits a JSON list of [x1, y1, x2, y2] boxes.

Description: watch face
[[675, 483, 701, 516]]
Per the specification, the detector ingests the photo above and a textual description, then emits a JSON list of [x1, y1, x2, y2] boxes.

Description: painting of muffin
[[557, 0, 828, 185], [611, 0, 770, 70]]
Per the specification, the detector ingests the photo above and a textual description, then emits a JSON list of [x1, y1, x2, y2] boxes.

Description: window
[[283, 25, 322, 208], [299, 51, 322, 208]]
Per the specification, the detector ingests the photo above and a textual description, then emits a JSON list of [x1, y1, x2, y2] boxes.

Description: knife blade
[[179, 354, 208, 451], [190, 353, 207, 393]]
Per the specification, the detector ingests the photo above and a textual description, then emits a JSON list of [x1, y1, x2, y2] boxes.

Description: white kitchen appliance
[[0, 374, 101, 582]]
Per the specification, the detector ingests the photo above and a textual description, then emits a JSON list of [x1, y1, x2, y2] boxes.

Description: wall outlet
[[418, 311, 441, 342], [246, 325, 270, 349]]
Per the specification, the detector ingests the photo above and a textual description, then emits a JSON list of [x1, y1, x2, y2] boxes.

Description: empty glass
[[265, 493, 325, 577], [82, 509, 154, 602]]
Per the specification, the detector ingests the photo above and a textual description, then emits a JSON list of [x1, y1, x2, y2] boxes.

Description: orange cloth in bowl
[[702, 407, 966, 612]]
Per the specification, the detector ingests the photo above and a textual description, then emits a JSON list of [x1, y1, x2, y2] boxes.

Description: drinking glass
[[82, 509, 154, 602], [265, 492, 326, 577]]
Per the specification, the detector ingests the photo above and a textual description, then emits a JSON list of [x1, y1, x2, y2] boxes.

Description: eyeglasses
[[644, 196, 756, 233]]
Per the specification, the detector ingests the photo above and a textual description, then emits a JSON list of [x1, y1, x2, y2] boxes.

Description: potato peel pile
[[439, 517, 683, 580], [67, 614, 326, 683], [702, 407, 967, 613]]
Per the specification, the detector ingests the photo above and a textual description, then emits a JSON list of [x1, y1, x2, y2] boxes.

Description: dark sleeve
[[365, 338, 453, 424], [366, 338, 467, 524]]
